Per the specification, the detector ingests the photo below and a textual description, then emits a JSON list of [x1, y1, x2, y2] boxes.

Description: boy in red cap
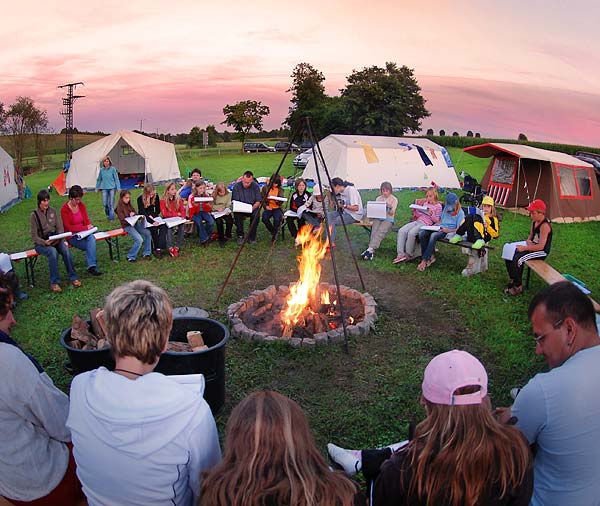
[[503, 199, 552, 295]]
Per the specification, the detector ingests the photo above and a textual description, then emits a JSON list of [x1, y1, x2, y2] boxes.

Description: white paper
[[10, 251, 28, 261], [366, 201, 387, 219], [284, 210, 299, 218], [194, 197, 214, 202], [267, 196, 287, 202], [48, 232, 72, 241], [144, 217, 165, 228], [410, 203, 429, 211], [0, 253, 12, 272], [211, 208, 232, 219], [232, 200, 253, 213], [420, 225, 442, 232], [167, 373, 206, 397], [75, 226, 98, 240], [502, 241, 528, 261], [163, 217, 188, 228], [125, 215, 144, 227]]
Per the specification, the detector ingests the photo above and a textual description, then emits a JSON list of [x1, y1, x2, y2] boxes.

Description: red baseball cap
[[526, 199, 546, 212]]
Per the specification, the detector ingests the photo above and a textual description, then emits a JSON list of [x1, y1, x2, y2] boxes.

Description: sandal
[[417, 261, 427, 272], [392, 255, 407, 264], [503, 285, 523, 296], [426, 256, 436, 267]]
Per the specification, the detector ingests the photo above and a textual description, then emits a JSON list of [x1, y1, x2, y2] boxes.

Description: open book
[[194, 197, 214, 203], [149, 216, 188, 228], [366, 201, 387, 219], [409, 203, 429, 212], [420, 225, 442, 232], [232, 200, 253, 214], [167, 373, 206, 397], [267, 196, 287, 202], [125, 215, 144, 227], [48, 232, 72, 241], [74, 227, 98, 240], [502, 241, 528, 261], [212, 208, 232, 219]]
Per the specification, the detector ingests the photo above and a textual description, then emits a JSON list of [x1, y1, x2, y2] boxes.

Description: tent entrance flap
[[107, 141, 146, 176]]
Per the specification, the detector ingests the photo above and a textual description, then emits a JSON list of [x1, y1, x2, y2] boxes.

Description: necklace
[[113, 368, 143, 377]]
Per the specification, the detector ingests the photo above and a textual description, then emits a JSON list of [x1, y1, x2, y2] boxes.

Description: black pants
[[149, 224, 167, 250], [286, 216, 306, 238], [505, 250, 548, 286], [216, 215, 233, 242], [234, 210, 260, 241], [455, 214, 484, 243]]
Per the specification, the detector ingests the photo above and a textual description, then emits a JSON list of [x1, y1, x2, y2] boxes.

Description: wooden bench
[[10, 228, 127, 287], [525, 259, 600, 314]]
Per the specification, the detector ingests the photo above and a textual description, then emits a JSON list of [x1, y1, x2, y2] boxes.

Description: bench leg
[[525, 266, 531, 290]]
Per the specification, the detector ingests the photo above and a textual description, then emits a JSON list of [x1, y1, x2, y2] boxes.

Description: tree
[[475, 132, 481, 138], [426, 128, 434, 136], [285, 63, 327, 137], [4, 97, 48, 195], [439, 129, 446, 136], [206, 125, 218, 147], [221, 130, 232, 142], [518, 133, 528, 141], [188, 126, 202, 147], [222, 100, 270, 151], [340, 62, 430, 136], [466, 130, 474, 137], [452, 131, 459, 137]]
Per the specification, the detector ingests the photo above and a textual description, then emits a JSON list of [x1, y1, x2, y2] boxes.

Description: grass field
[[1, 147, 599, 453]]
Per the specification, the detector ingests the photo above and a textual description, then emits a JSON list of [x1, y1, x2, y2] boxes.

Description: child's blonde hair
[[425, 187, 439, 202]]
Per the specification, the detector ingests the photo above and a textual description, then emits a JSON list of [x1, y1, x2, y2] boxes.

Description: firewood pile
[[166, 331, 209, 353], [67, 309, 109, 350]]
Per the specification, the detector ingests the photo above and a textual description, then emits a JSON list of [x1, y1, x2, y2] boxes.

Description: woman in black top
[[286, 178, 310, 238], [137, 185, 167, 255]]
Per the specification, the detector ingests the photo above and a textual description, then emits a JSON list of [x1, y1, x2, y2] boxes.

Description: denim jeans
[[192, 212, 215, 243], [419, 230, 447, 260], [101, 189, 116, 221], [166, 224, 184, 249], [262, 208, 283, 239], [124, 223, 152, 260], [326, 210, 357, 244], [68, 235, 97, 269], [35, 242, 78, 284]]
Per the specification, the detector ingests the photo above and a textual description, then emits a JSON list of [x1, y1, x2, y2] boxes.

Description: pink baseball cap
[[422, 350, 488, 406]]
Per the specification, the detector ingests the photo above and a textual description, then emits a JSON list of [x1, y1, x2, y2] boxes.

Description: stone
[[328, 330, 344, 344], [232, 323, 246, 337], [240, 327, 254, 340], [230, 317, 242, 326], [290, 337, 302, 347], [264, 285, 277, 298], [264, 335, 279, 342], [252, 332, 265, 342], [314, 333, 328, 345], [278, 285, 290, 295], [302, 338, 316, 348], [347, 325, 361, 337]]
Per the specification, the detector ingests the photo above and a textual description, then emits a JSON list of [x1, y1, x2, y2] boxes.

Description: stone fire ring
[[227, 284, 377, 348]]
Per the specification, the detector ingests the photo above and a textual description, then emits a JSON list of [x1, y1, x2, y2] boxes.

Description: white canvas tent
[[66, 130, 181, 190], [0, 145, 19, 212], [301, 135, 460, 190]]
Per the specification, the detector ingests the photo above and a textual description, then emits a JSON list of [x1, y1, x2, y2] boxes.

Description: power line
[[58, 82, 85, 159]]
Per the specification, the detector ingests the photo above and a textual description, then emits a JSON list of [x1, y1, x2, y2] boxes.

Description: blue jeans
[[101, 189, 116, 221], [262, 208, 283, 238], [326, 210, 357, 244], [35, 241, 78, 284], [192, 212, 215, 243], [419, 230, 447, 260], [68, 235, 97, 269], [124, 223, 152, 260]]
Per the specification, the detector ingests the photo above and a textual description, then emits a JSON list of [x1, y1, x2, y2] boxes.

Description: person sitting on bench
[[503, 199, 552, 296], [449, 195, 499, 249]]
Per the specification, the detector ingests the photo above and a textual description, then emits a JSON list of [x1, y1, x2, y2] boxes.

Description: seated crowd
[[1, 278, 598, 505]]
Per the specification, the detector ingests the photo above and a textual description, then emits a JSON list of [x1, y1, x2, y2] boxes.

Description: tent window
[[491, 157, 516, 185], [121, 145, 135, 155], [557, 165, 592, 198]]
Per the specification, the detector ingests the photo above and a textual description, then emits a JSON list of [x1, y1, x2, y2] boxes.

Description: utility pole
[[139, 118, 146, 132], [58, 82, 85, 161]]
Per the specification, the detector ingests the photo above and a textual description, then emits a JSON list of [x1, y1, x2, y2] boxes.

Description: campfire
[[228, 226, 377, 346]]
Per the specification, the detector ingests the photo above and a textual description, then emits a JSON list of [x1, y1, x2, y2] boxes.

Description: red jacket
[[60, 201, 91, 233], [187, 194, 212, 219], [160, 198, 185, 218]]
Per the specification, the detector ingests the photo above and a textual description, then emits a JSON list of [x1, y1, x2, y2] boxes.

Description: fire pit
[[227, 226, 377, 346]]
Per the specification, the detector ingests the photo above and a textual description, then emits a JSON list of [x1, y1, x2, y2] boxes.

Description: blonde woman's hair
[[104, 280, 173, 364], [142, 184, 156, 208], [201, 391, 357, 506], [214, 182, 229, 196], [405, 394, 531, 506], [162, 182, 181, 210], [425, 187, 439, 202]]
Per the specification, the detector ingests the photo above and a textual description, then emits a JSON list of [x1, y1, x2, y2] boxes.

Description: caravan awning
[[464, 143, 592, 167]]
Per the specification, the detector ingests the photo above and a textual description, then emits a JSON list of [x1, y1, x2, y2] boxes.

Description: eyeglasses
[[533, 319, 564, 344]]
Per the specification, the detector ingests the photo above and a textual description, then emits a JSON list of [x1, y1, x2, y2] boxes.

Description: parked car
[[243, 142, 275, 153], [274, 141, 300, 153], [300, 141, 315, 150], [293, 149, 314, 168]]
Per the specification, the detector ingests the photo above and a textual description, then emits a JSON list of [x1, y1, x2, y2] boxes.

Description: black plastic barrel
[[60, 316, 229, 414]]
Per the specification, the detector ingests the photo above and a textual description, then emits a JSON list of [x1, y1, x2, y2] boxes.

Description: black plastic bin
[[60, 316, 230, 414]]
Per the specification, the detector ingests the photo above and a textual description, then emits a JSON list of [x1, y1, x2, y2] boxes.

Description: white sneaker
[[510, 388, 521, 400], [327, 443, 360, 476]]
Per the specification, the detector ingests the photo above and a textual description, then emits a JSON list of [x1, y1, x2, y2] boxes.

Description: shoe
[[472, 239, 485, 250], [503, 285, 523, 296], [72, 279, 82, 288], [248, 239, 257, 245], [168, 247, 176, 258], [237, 236, 244, 245], [362, 250, 373, 260], [50, 283, 62, 293], [461, 268, 473, 277], [154, 249, 164, 258], [360, 249, 369, 259], [449, 234, 462, 244], [510, 388, 521, 400], [173, 247, 180, 258], [393, 255, 407, 264], [327, 443, 360, 476], [87, 266, 102, 276], [142, 255, 152, 260], [127, 257, 136, 262]]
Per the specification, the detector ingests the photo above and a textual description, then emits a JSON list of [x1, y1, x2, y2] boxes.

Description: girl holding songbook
[[286, 178, 310, 239], [188, 181, 215, 245], [261, 173, 285, 243], [360, 181, 397, 261], [115, 190, 152, 262], [138, 185, 167, 257], [212, 182, 233, 247], [160, 182, 186, 257]]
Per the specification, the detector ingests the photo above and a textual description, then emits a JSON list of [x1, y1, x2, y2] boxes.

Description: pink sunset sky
[[2, 0, 599, 146]]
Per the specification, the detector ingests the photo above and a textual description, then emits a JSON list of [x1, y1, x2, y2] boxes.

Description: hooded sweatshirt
[[66, 367, 221, 506]]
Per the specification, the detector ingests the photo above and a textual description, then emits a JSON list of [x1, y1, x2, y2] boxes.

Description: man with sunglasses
[[503, 282, 600, 506]]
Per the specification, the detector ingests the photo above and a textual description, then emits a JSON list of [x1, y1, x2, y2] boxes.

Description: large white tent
[[66, 130, 181, 190], [0, 145, 19, 212], [301, 135, 460, 190]]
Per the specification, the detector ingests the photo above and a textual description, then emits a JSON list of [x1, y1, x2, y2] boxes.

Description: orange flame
[[321, 291, 330, 305], [282, 225, 328, 326]]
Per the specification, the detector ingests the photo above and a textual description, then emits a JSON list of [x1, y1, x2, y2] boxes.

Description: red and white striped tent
[[464, 143, 600, 223]]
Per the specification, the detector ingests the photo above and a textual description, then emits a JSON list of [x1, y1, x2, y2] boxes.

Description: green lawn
[[2, 149, 599, 453]]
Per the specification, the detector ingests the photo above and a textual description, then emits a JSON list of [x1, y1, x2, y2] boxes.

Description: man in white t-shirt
[[326, 177, 363, 245]]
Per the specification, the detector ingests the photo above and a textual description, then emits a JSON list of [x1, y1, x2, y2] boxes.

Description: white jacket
[[67, 367, 221, 506]]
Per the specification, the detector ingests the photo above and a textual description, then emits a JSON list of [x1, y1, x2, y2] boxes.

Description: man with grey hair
[[67, 280, 221, 506]]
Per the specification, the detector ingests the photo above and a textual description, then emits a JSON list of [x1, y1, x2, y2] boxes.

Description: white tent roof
[[66, 130, 181, 189], [465, 142, 593, 166], [0, 145, 19, 212], [301, 135, 460, 190]]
